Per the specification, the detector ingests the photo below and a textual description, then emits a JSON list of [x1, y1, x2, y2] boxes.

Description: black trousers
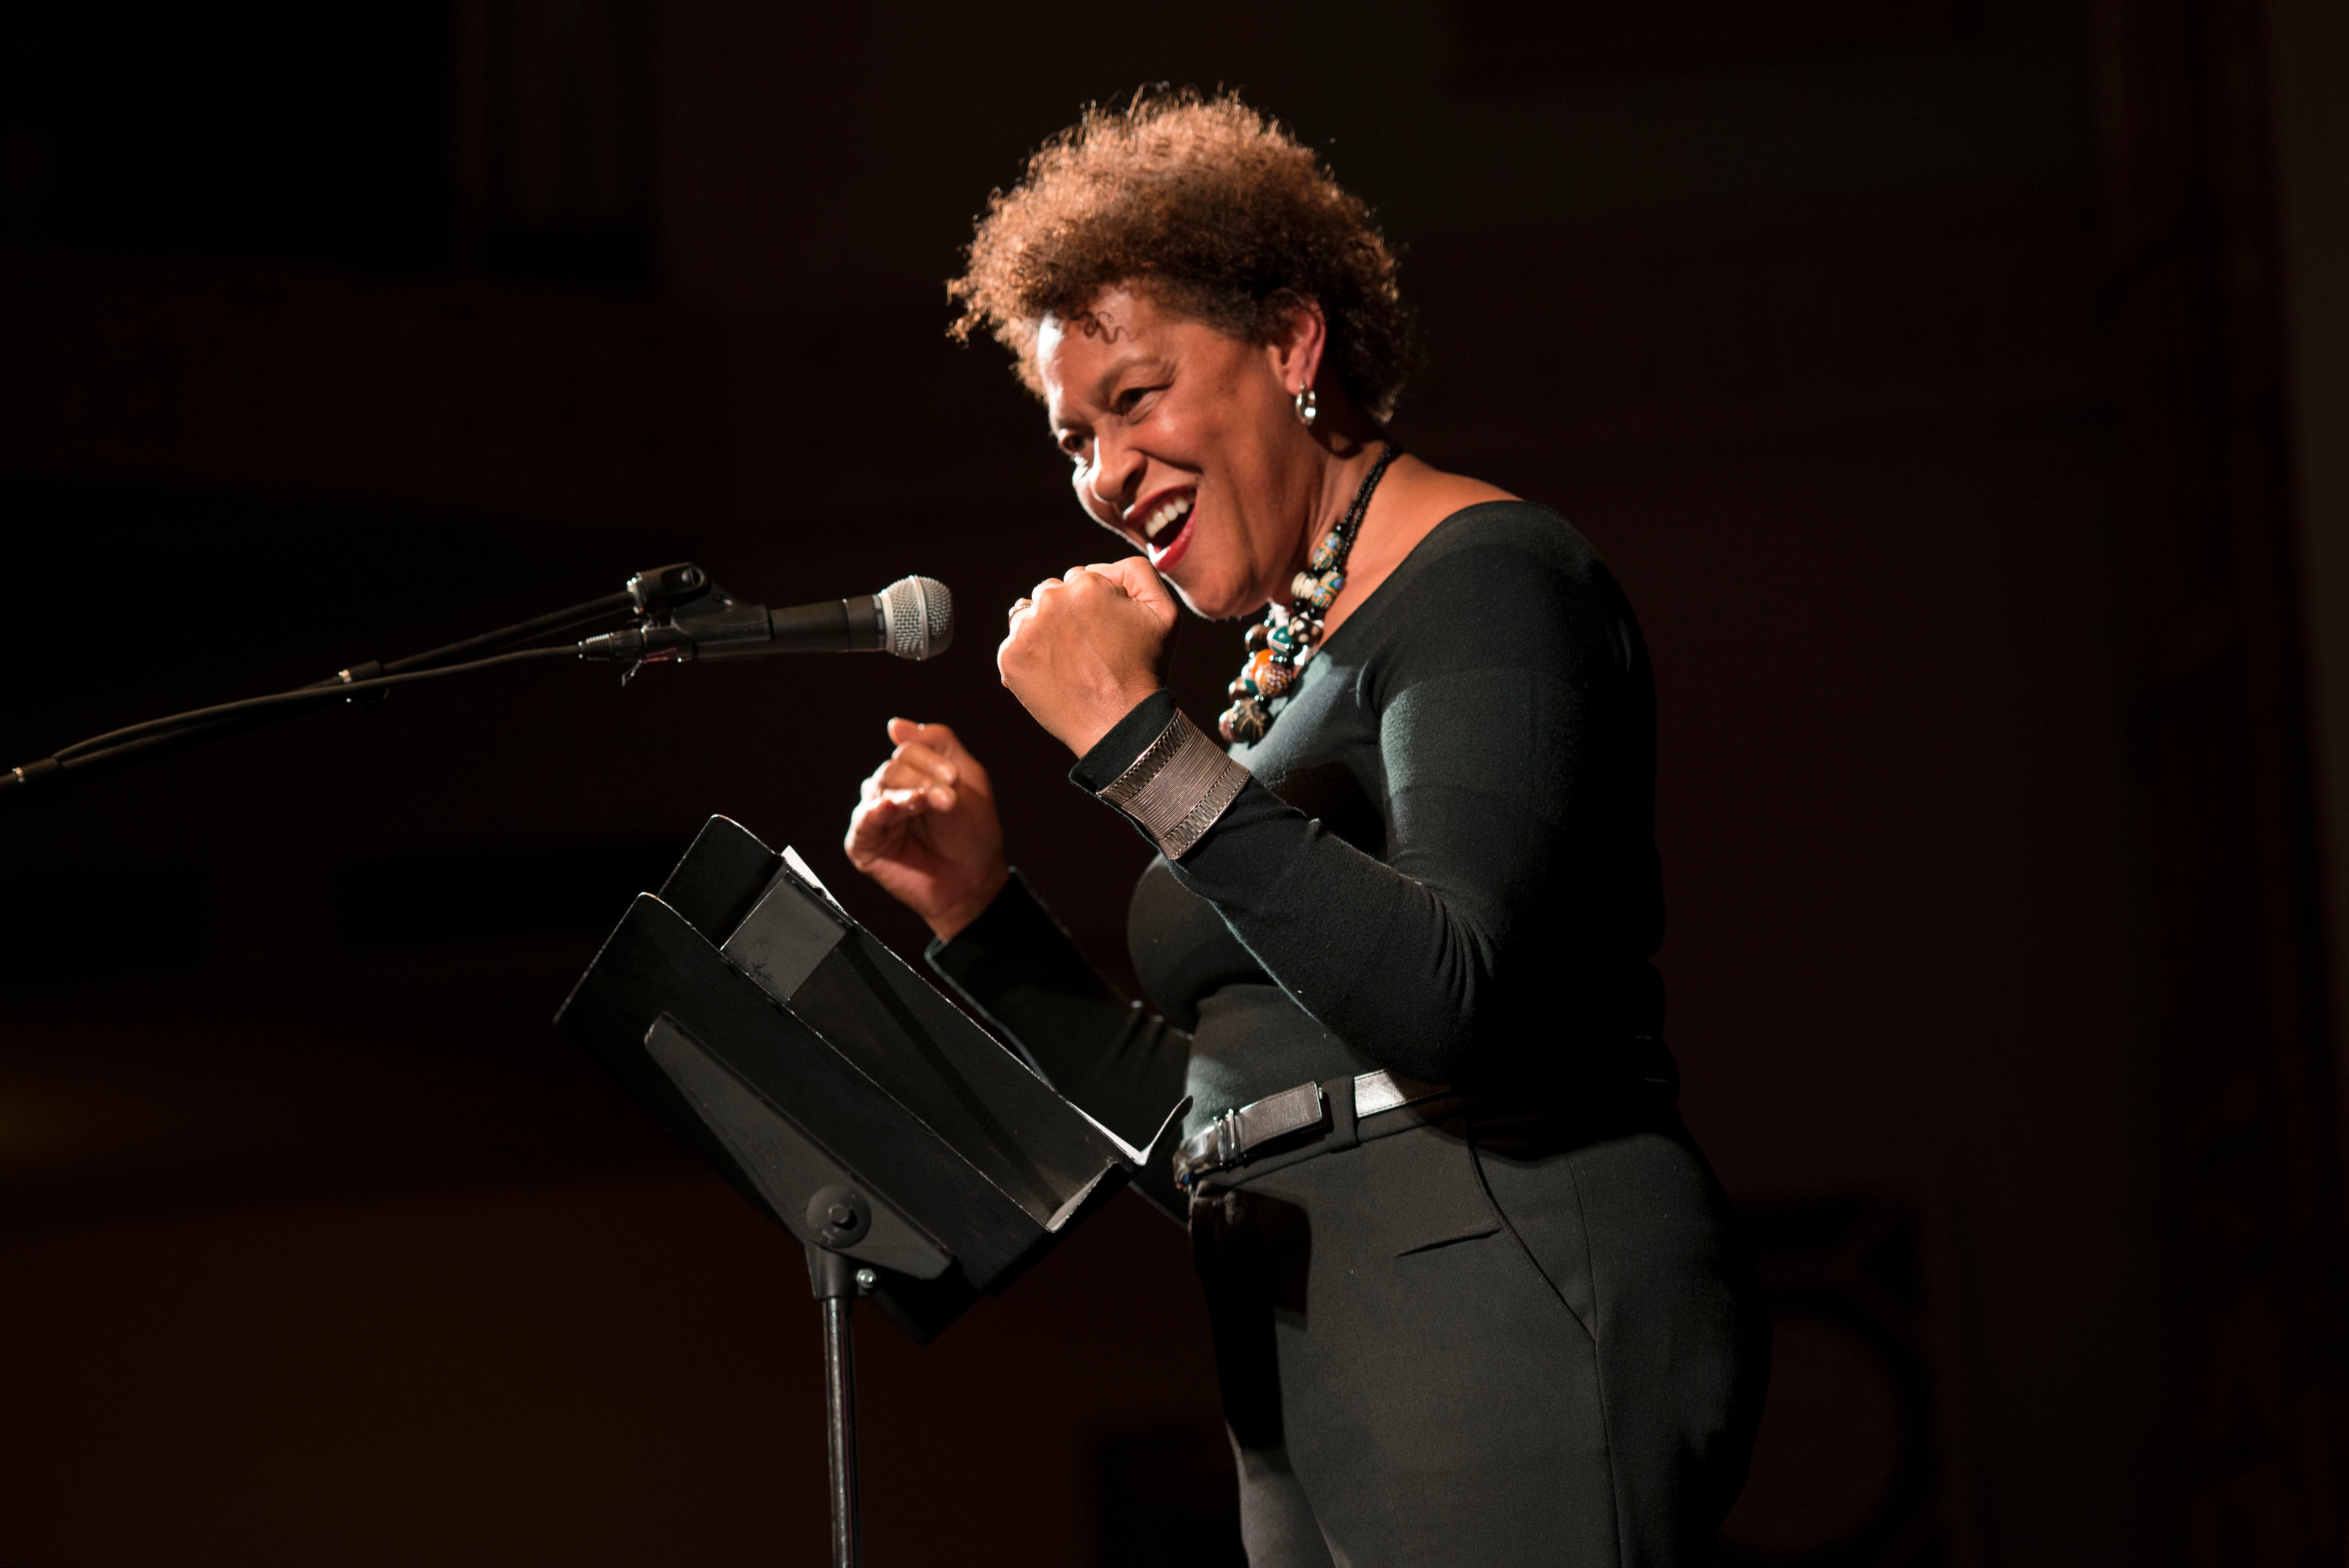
[[1189, 1106, 1768, 1567]]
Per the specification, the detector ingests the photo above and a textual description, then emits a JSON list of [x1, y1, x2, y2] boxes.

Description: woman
[[844, 91, 1766, 1566]]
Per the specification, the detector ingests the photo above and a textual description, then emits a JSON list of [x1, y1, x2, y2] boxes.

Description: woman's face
[[1037, 285, 1319, 621]]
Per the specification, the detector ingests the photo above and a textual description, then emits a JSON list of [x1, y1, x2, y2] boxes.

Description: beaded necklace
[[1217, 442, 1400, 746]]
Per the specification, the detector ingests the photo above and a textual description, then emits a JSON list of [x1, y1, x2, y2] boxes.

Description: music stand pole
[[808, 1245, 868, 1567], [563, 820, 1188, 1561]]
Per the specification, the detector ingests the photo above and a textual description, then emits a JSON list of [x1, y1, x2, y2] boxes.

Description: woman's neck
[[1261, 423, 1383, 600]]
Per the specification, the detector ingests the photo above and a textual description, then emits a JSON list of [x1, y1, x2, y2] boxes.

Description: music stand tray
[[556, 815, 1185, 1564]]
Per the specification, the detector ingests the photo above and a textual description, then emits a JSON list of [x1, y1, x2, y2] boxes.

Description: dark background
[[2, 1, 2346, 1563]]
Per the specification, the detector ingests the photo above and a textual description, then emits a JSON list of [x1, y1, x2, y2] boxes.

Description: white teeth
[[1142, 495, 1194, 542]]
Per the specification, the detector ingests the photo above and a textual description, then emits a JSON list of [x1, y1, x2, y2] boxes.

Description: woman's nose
[[1087, 436, 1143, 517]]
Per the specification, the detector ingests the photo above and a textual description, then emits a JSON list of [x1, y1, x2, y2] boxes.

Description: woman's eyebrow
[[1087, 352, 1156, 404]]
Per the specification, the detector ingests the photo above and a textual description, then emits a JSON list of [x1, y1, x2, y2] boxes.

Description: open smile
[[1127, 488, 1198, 572]]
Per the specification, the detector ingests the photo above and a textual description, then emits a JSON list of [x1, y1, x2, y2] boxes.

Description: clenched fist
[[998, 557, 1178, 756]]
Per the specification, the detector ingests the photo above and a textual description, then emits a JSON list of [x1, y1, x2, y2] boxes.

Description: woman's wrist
[[1071, 688, 1183, 792], [924, 861, 1012, 945], [1054, 675, 1165, 757], [1088, 706, 1251, 861]]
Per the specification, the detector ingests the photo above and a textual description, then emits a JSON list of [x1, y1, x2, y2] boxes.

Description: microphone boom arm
[[0, 563, 948, 808]]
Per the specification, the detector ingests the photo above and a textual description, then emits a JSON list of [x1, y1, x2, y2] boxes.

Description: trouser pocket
[[1470, 1115, 1601, 1339]]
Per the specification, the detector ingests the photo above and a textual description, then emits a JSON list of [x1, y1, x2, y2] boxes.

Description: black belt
[[1170, 1038, 1680, 1193], [1173, 1068, 1448, 1192]]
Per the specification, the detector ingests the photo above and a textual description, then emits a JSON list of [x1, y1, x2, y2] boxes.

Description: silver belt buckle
[[1174, 1072, 1453, 1192], [1211, 1107, 1241, 1169], [1175, 1083, 1327, 1191]]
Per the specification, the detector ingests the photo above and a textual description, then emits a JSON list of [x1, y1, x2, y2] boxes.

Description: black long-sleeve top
[[927, 502, 1665, 1213]]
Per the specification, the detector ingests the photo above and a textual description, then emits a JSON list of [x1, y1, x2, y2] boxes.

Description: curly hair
[[949, 88, 1420, 422]]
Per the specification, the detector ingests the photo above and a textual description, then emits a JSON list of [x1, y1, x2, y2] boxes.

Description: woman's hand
[[998, 557, 1178, 755], [843, 718, 1009, 942]]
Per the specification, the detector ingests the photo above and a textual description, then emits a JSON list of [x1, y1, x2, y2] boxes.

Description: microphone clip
[[584, 561, 772, 682]]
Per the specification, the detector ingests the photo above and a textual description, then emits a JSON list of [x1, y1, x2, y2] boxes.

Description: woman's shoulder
[[1422, 497, 1594, 558], [1386, 497, 1611, 602], [1342, 461, 1603, 626], [1337, 495, 1635, 686]]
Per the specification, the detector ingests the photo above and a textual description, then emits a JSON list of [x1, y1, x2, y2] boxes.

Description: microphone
[[0, 564, 955, 806], [578, 574, 954, 665]]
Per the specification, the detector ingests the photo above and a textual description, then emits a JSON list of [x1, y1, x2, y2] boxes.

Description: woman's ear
[[1266, 297, 1329, 399]]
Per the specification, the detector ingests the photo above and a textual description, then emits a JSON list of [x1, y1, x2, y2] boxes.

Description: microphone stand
[[1, 561, 715, 806]]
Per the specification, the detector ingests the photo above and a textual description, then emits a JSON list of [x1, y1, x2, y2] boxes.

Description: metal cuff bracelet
[[1094, 709, 1252, 861]]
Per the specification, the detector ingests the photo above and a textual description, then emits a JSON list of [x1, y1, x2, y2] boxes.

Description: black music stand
[[557, 817, 1185, 1566]]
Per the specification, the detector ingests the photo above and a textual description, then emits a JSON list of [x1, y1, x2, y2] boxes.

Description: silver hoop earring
[[1295, 387, 1318, 427]]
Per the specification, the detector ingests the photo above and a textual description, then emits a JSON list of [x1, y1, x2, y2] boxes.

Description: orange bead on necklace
[[1218, 443, 1400, 746]]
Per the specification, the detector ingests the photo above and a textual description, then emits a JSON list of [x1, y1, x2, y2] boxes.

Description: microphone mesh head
[[880, 576, 953, 660]]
